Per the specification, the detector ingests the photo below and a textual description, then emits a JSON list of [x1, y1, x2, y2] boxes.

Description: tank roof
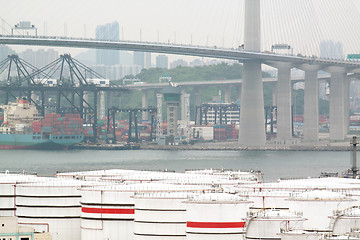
[[290, 190, 353, 201], [186, 193, 247, 203]]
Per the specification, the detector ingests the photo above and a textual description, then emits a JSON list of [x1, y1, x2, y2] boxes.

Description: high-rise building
[[133, 51, 144, 68], [119, 51, 133, 65], [21, 49, 58, 68], [170, 59, 188, 69], [134, 51, 153, 69], [145, 52, 151, 69], [95, 22, 119, 66], [0, 45, 14, 61], [320, 40, 343, 59], [91, 64, 142, 80], [156, 55, 168, 69]]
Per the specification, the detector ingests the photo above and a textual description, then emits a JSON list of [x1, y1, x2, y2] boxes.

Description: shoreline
[[139, 140, 357, 151], [140, 144, 354, 151], [71, 138, 359, 151]]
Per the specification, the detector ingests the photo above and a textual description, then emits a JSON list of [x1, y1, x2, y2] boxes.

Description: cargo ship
[[0, 99, 84, 150]]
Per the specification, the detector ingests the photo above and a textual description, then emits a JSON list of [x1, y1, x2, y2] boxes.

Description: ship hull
[[0, 134, 83, 150]]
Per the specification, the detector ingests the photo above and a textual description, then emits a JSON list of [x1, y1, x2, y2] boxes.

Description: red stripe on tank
[[187, 221, 246, 228], [81, 207, 134, 214]]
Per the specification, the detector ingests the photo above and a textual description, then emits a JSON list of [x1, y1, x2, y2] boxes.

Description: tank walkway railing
[[247, 208, 303, 218], [333, 205, 360, 217]]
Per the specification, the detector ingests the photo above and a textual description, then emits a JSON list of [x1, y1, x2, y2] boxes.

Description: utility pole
[[352, 136, 358, 179]]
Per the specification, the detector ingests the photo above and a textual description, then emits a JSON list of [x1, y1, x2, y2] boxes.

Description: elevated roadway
[[120, 76, 332, 90], [1, 35, 360, 69]]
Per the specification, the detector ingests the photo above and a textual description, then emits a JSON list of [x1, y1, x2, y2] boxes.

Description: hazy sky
[[1, 0, 360, 57]]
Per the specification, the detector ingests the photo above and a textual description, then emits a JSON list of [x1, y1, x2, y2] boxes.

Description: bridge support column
[[303, 66, 320, 142], [142, 90, 149, 121], [239, 0, 265, 146], [239, 61, 266, 146], [224, 86, 231, 103], [276, 63, 293, 141], [194, 87, 201, 124], [345, 78, 351, 134], [329, 67, 347, 141]]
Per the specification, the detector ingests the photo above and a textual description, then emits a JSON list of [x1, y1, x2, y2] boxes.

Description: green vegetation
[[112, 63, 271, 120], [112, 63, 331, 120], [134, 63, 246, 83]]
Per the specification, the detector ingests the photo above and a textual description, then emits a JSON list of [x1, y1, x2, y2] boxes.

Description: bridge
[[1, 0, 359, 146], [0, 35, 359, 68]]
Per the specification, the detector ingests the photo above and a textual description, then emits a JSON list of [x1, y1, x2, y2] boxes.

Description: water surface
[[0, 150, 352, 181]]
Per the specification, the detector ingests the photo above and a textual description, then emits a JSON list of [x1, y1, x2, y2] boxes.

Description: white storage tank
[[15, 179, 88, 240], [240, 191, 294, 209], [246, 208, 305, 240], [56, 169, 138, 181], [133, 192, 194, 240], [185, 193, 252, 240], [331, 206, 360, 235], [185, 169, 263, 183], [81, 183, 206, 240], [279, 230, 321, 240], [0, 173, 42, 217], [287, 190, 356, 232], [326, 236, 360, 240]]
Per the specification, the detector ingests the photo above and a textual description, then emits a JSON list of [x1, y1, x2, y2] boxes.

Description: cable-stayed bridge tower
[[239, 0, 266, 146]]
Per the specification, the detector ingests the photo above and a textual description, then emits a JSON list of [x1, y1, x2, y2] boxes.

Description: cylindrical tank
[[246, 209, 306, 240], [56, 169, 138, 181], [240, 191, 294, 209], [279, 230, 321, 240], [15, 179, 88, 240], [185, 193, 252, 240], [332, 206, 360, 235], [81, 183, 207, 240], [184, 169, 263, 183], [133, 192, 192, 240], [0, 173, 42, 217], [287, 190, 356, 232]]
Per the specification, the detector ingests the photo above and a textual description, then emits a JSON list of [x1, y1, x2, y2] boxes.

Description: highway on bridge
[[1, 35, 360, 69]]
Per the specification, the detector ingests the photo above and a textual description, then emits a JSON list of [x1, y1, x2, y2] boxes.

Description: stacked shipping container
[[214, 124, 238, 141], [41, 113, 82, 136]]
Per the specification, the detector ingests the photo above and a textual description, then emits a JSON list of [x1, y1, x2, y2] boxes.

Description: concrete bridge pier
[[194, 87, 201, 124], [344, 78, 351, 134], [224, 86, 232, 103], [328, 67, 347, 140], [142, 90, 149, 121], [239, 60, 266, 146], [239, 0, 266, 146], [275, 63, 293, 141], [301, 65, 320, 142]]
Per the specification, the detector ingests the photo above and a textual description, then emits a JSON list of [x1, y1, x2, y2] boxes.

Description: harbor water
[[0, 150, 352, 181]]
